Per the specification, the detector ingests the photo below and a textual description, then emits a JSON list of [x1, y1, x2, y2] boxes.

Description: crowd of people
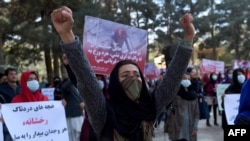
[[0, 5, 249, 141]]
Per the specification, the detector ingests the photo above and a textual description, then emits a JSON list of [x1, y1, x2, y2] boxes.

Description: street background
[[153, 114, 224, 141]]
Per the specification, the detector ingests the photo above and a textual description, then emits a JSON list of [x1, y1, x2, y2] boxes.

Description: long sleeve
[[60, 37, 107, 135], [154, 45, 193, 116], [64, 64, 77, 87]]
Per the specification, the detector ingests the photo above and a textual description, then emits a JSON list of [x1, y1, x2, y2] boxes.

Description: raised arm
[[154, 13, 195, 115], [62, 54, 77, 86], [50, 6, 107, 135]]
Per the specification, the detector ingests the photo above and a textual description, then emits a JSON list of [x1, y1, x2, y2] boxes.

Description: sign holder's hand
[[62, 54, 69, 65]]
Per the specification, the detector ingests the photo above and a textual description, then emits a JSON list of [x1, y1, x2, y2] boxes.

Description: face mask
[[221, 74, 225, 79], [212, 75, 217, 81], [181, 80, 191, 88], [228, 74, 233, 79], [98, 80, 104, 89], [237, 75, 245, 84], [121, 76, 142, 102], [27, 80, 40, 92]]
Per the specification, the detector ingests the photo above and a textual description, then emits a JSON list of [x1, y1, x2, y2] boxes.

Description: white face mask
[[181, 80, 191, 88], [98, 80, 104, 89], [27, 80, 40, 92], [221, 74, 225, 79], [228, 74, 233, 79], [212, 75, 218, 81], [237, 75, 246, 84]]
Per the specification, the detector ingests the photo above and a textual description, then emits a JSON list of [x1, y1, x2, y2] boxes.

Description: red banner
[[144, 62, 160, 79], [83, 16, 147, 75], [200, 59, 224, 74]]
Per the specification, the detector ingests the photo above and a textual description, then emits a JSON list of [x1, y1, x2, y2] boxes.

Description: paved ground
[[153, 114, 224, 141]]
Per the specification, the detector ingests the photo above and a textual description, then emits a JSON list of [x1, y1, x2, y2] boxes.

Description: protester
[[11, 70, 49, 103], [220, 68, 233, 84], [186, 67, 203, 95], [203, 72, 219, 126], [221, 68, 245, 128], [80, 74, 109, 141], [0, 68, 21, 141], [60, 79, 85, 141], [201, 73, 209, 87], [62, 53, 88, 141], [0, 72, 7, 85], [0, 68, 21, 103], [96, 74, 110, 99], [63, 54, 110, 141], [51, 76, 63, 100], [165, 73, 199, 141], [186, 67, 208, 120], [51, 6, 195, 140], [47, 75, 63, 100], [40, 76, 49, 88]]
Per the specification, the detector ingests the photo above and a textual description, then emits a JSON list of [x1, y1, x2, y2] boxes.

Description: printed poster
[[41, 88, 55, 101], [144, 62, 160, 79], [224, 94, 240, 125], [83, 16, 147, 75], [1, 101, 69, 141], [200, 59, 225, 74], [233, 59, 250, 69]]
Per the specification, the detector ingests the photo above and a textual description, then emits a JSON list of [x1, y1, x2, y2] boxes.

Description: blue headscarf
[[238, 78, 250, 117]]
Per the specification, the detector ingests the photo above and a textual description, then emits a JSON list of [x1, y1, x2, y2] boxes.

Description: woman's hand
[[62, 54, 69, 65], [191, 129, 197, 136], [180, 13, 195, 42], [80, 102, 85, 110], [61, 99, 67, 107], [50, 6, 75, 43]]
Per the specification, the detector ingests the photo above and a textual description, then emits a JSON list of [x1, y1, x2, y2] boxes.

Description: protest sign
[[83, 16, 147, 75], [1, 101, 68, 141], [200, 59, 224, 74], [41, 88, 55, 101], [144, 62, 160, 79], [224, 94, 240, 125], [216, 84, 230, 111]]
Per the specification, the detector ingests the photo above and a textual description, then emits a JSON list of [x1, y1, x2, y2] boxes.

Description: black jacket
[[0, 83, 21, 103], [61, 80, 84, 117]]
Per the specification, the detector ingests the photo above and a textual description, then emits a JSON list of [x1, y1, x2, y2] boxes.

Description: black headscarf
[[225, 68, 245, 94], [107, 60, 156, 140], [178, 72, 198, 101], [209, 72, 218, 84], [177, 85, 198, 101]]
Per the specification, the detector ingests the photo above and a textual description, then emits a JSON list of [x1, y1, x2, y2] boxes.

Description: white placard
[[0, 110, 3, 141], [200, 58, 225, 74], [224, 94, 240, 125], [1, 101, 69, 141], [41, 88, 55, 101], [216, 84, 230, 111]]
